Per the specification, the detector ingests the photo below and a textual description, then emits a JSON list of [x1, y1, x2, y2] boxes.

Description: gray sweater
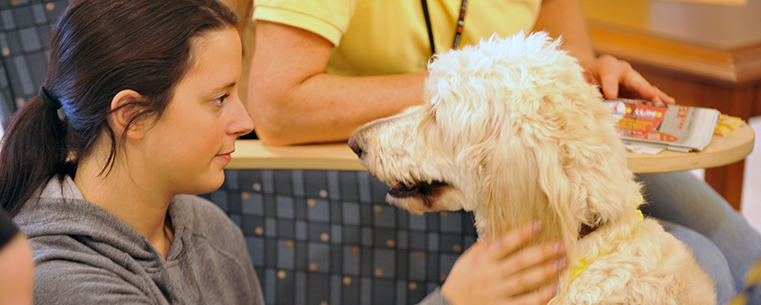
[[14, 177, 264, 304]]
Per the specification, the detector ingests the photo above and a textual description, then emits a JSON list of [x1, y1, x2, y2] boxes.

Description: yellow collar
[[570, 209, 644, 281]]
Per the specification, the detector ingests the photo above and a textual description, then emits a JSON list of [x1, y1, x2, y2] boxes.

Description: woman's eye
[[213, 94, 230, 107]]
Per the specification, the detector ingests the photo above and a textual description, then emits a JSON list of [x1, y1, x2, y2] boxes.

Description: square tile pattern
[[0, 0, 70, 127], [200, 170, 478, 305]]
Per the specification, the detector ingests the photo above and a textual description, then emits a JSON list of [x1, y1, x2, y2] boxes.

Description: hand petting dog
[[442, 221, 566, 305]]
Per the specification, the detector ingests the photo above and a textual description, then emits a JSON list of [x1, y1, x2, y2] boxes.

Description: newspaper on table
[[604, 99, 720, 153]]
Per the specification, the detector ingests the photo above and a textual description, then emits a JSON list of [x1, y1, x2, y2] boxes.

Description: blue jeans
[[637, 171, 761, 304]]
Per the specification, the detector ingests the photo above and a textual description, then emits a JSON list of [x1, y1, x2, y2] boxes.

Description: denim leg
[[659, 220, 735, 303], [637, 171, 761, 304]]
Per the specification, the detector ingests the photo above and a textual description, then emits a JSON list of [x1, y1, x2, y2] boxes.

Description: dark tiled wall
[[201, 170, 477, 305], [0, 0, 70, 127]]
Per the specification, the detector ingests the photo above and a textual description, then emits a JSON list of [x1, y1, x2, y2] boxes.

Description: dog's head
[[349, 32, 642, 243]]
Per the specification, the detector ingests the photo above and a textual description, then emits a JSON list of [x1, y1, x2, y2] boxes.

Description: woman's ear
[[109, 89, 151, 140]]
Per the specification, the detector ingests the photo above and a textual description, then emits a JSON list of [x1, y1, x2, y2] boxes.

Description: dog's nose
[[348, 136, 363, 158]]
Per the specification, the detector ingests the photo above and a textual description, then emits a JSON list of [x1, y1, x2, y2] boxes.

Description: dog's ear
[[490, 113, 582, 241], [465, 115, 580, 300]]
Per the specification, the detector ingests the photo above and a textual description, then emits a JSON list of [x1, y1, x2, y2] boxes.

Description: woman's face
[[142, 27, 253, 195]]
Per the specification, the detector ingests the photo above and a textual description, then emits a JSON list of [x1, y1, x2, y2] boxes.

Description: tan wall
[[580, 0, 650, 31], [580, 0, 761, 49]]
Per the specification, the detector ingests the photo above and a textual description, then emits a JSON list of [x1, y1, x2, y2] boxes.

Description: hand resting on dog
[[442, 221, 566, 305]]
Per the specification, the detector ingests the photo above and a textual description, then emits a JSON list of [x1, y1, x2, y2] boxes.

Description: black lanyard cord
[[421, 0, 437, 55], [421, 0, 468, 57]]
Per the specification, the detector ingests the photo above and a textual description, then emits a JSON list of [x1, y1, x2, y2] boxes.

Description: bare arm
[[248, 21, 428, 145], [533, 0, 595, 64], [533, 0, 674, 104]]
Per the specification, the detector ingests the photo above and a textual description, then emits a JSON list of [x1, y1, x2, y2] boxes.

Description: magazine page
[[605, 99, 720, 152]]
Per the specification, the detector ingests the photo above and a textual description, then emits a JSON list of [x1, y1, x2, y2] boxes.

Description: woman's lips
[[215, 153, 232, 163]]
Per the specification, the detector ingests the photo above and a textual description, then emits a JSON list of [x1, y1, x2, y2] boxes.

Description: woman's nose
[[230, 98, 255, 137]]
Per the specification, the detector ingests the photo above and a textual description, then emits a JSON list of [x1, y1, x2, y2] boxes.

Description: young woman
[[0, 0, 261, 303]]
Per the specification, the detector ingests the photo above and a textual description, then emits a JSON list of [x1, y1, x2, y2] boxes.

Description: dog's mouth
[[387, 180, 449, 199]]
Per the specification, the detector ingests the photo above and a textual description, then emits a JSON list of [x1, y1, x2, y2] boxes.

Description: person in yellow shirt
[[250, 0, 673, 145]]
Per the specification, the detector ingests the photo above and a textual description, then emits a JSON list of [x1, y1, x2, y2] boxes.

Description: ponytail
[[0, 95, 72, 217]]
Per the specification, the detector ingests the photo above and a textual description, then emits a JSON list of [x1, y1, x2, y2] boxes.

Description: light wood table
[[588, 21, 761, 210], [625, 123, 754, 173], [228, 124, 754, 182], [228, 140, 366, 171]]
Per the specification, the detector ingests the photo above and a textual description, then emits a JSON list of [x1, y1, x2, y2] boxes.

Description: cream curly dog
[[348, 32, 716, 304]]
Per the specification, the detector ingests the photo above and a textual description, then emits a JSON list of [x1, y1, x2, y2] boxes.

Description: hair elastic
[[39, 87, 61, 110], [38, 86, 66, 120]]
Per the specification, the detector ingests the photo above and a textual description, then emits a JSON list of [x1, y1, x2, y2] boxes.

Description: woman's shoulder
[[33, 253, 160, 304]]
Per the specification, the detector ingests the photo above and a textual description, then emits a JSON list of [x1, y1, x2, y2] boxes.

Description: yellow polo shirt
[[254, 0, 541, 76]]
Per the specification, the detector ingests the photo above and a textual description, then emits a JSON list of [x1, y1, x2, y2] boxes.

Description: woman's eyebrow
[[210, 82, 237, 92]]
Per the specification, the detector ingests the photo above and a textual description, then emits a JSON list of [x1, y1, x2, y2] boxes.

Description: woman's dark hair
[[0, 0, 238, 217]]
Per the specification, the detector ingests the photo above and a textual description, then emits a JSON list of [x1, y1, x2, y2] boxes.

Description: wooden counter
[[228, 140, 366, 171], [625, 123, 754, 173], [228, 124, 754, 183]]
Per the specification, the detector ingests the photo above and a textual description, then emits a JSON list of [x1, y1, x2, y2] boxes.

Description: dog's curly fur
[[349, 32, 716, 304]]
